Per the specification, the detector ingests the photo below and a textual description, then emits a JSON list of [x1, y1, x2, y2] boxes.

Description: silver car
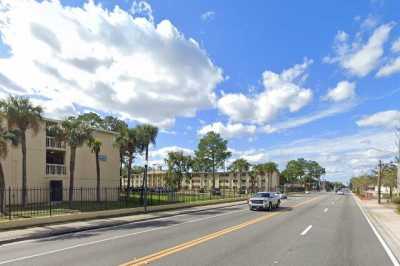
[[248, 192, 280, 211]]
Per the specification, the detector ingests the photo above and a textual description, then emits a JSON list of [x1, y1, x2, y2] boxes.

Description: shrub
[[392, 196, 400, 204]]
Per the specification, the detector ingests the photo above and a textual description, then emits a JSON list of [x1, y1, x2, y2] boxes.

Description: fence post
[[105, 188, 108, 209], [49, 186, 52, 216], [8, 187, 11, 220], [80, 187, 83, 211]]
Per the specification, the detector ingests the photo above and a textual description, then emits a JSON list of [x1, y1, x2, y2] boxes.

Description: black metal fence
[[0, 187, 249, 220]]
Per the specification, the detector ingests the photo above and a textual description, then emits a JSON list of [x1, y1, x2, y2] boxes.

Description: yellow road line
[[120, 195, 322, 266]]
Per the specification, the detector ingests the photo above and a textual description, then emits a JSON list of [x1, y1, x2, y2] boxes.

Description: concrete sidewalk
[[355, 195, 400, 262], [0, 201, 246, 246]]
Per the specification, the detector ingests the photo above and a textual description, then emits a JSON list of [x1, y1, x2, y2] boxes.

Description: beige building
[[2, 119, 120, 198], [130, 170, 280, 192]]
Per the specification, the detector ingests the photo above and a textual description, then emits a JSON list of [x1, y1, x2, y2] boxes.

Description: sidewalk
[[0, 200, 246, 246], [355, 195, 400, 262]]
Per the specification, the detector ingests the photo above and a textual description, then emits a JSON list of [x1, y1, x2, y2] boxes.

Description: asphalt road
[[0, 192, 395, 266]]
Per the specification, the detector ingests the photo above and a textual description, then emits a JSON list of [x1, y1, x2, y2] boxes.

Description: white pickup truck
[[248, 192, 280, 211]]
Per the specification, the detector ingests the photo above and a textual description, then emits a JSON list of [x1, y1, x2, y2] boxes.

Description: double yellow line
[[120, 196, 321, 266]]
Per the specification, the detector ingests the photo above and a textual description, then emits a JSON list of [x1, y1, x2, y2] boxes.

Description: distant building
[[128, 170, 280, 192], [2, 118, 120, 202]]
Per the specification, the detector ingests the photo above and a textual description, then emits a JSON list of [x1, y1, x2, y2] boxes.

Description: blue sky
[[0, 0, 400, 182]]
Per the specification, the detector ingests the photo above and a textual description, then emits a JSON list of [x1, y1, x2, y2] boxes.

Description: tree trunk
[[212, 155, 215, 189], [0, 162, 5, 214], [390, 185, 393, 201], [69, 146, 76, 207], [127, 153, 133, 190], [141, 147, 149, 206], [119, 151, 123, 177], [21, 132, 27, 206], [96, 152, 100, 202]]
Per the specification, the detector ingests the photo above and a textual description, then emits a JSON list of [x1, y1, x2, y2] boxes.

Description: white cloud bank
[[198, 122, 256, 139], [217, 59, 313, 124], [324, 80, 356, 102], [356, 110, 400, 128], [0, 0, 223, 128], [324, 23, 394, 77]]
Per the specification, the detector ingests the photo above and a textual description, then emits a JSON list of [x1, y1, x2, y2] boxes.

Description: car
[[305, 191, 310, 194], [336, 190, 344, 195], [211, 188, 222, 195], [274, 192, 287, 200], [248, 192, 280, 211]]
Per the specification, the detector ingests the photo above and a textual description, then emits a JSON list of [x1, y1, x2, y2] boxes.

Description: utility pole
[[378, 160, 382, 204]]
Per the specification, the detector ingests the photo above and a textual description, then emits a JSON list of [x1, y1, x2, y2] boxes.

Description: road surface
[[0, 192, 396, 266]]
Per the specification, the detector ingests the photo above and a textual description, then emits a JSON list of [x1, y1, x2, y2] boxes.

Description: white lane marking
[[300, 225, 312, 236], [324, 208, 328, 213], [0, 208, 248, 265], [353, 194, 400, 266]]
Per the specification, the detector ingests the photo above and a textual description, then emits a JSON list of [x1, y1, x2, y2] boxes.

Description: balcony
[[46, 136, 66, 150], [46, 164, 66, 176]]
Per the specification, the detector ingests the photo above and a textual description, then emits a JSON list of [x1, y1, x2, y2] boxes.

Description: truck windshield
[[255, 193, 270, 198]]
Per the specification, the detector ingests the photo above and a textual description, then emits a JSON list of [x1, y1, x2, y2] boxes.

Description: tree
[[381, 163, 397, 200], [228, 158, 250, 190], [136, 124, 158, 202], [165, 151, 193, 190], [51, 117, 93, 205], [117, 127, 141, 190], [77, 112, 104, 128], [0, 119, 18, 213], [282, 160, 305, 184], [304, 160, 325, 190], [0, 96, 43, 206], [263, 162, 279, 191], [88, 138, 102, 202], [195, 132, 231, 189]]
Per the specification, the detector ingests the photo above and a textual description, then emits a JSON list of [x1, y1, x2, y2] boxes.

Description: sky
[[0, 0, 400, 183]]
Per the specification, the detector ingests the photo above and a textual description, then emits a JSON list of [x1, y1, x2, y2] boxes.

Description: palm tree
[[88, 138, 102, 202], [136, 124, 158, 203], [0, 119, 18, 214], [51, 117, 93, 206], [0, 96, 42, 206], [228, 158, 250, 191], [116, 127, 141, 190], [263, 162, 279, 191]]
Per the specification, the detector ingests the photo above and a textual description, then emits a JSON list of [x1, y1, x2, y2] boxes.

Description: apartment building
[[2, 118, 120, 200], [130, 170, 280, 192]]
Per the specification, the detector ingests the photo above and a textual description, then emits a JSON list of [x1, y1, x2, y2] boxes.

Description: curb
[[0, 200, 246, 246]]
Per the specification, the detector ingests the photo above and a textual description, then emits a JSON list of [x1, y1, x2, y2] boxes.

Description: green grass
[[0, 191, 247, 221]]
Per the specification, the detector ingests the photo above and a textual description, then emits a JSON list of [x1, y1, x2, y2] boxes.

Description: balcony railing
[[46, 136, 66, 149], [46, 164, 66, 176]]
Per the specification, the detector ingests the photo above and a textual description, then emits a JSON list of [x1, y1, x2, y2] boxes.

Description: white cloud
[[376, 57, 400, 77], [391, 38, 400, 53], [0, 0, 223, 128], [130, 1, 153, 23], [232, 128, 396, 182], [217, 59, 313, 124], [198, 122, 256, 139], [324, 81, 356, 102], [262, 102, 355, 133], [356, 110, 400, 128], [201, 11, 215, 21], [324, 23, 394, 77]]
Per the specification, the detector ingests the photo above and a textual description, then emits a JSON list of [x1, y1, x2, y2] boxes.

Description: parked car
[[275, 192, 287, 200], [199, 188, 206, 193], [248, 192, 280, 211], [238, 188, 246, 194], [336, 190, 344, 195], [211, 188, 222, 196]]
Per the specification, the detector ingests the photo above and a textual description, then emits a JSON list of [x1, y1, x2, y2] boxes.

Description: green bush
[[392, 196, 400, 204]]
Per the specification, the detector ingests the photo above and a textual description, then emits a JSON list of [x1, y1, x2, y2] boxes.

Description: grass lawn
[[0, 191, 247, 221]]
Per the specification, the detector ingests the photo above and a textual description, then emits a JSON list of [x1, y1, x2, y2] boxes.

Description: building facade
[[2, 119, 120, 194], [130, 170, 280, 192]]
